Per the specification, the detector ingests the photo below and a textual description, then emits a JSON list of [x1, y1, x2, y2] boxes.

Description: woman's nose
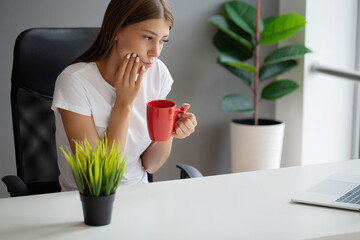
[[149, 43, 161, 58]]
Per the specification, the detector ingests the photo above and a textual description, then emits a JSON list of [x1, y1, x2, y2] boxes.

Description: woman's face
[[115, 18, 170, 69]]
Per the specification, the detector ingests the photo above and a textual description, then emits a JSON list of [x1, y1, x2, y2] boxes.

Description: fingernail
[[142, 66, 145, 71], [132, 53, 136, 58], [126, 54, 130, 59], [136, 57, 139, 62]]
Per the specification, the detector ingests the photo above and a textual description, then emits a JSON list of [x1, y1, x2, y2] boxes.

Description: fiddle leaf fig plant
[[208, 0, 311, 125], [60, 135, 126, 197]]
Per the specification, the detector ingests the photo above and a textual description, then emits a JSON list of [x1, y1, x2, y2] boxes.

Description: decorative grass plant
[[60, 136, 126, 197]]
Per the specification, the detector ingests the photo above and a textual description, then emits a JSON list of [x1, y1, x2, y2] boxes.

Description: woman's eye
[[162, 39, 169, 43], [144, 36, 152, 40]]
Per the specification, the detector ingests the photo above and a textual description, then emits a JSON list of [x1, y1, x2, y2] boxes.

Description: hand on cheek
[[114, 53, 147, 106]]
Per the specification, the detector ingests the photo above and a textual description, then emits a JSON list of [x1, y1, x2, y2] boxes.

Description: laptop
[[291, 173, 360, 211]]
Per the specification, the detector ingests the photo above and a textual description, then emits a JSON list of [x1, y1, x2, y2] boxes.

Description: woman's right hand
[[114, 53, 147, 107]]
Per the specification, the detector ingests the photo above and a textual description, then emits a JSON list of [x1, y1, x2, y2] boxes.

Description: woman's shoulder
[[148, 58, 171, 77], [55, 62, 96, 90], [61, 62, 95, 76], [57, 62, 97, 83], [145, 58, 173, 96], [153, 58, 167, 70]]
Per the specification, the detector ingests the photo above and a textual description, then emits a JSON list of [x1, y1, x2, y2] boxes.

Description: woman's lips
[[142, 61, 152, 68]]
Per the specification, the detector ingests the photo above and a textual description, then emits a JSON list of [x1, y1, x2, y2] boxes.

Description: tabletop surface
[[2, 160, 360, 240]]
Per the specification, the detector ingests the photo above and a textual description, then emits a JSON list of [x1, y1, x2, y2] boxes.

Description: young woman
[[51, 0, 197, 191]]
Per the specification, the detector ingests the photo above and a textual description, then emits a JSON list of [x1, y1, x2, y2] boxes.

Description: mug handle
[[172, 107, 186, 134]]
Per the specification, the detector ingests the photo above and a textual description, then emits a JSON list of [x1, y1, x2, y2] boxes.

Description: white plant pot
[[230, 119, 285, 173]]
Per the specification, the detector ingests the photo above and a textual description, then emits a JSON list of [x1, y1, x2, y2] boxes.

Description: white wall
[[0, 0, 279, 198], [302, 0, 358, 165], [277, 0, 358, 167]]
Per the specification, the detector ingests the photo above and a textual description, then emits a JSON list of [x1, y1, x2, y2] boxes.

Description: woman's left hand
[[173, 103, 197, 139]]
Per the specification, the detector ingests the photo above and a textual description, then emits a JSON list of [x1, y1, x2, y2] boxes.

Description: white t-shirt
[[51, 59, 173, 191]]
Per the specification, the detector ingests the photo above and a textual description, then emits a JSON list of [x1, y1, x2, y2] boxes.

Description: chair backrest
[[11, 28, 99, 194]]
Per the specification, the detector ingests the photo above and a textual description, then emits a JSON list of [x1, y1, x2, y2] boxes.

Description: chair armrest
[[2, 175, 30, 197], [176, 163, 203, 179]]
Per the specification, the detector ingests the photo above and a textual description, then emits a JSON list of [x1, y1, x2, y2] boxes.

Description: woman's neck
[[95, 51, 120, 87]]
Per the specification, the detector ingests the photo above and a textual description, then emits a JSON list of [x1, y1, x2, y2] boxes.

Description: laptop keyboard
[[336, 185, 360, 205]]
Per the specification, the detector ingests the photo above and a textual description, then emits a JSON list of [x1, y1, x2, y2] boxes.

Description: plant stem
[[253, 0, 260, 125]]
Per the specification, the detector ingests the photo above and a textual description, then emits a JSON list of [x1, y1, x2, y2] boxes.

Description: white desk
[[1, 160, 360, 240]]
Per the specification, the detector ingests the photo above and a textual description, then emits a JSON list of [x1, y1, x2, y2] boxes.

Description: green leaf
[[88, 160, 95, 195], [60, 146, 85, 194], [208, 15, 253, 49], [219, 63, 253, 86], [217, 52, 256, 73], [264, 45, 311, 64], [260, 14, 306, 45], [94, 154, 99, 185], [263, 16, 276, 27], [213, 30, 252, 61], [260, 60, 298, 81], [261, 80, 300, 100], [225, 0, 264, 36], [222, 94, 254, 113]]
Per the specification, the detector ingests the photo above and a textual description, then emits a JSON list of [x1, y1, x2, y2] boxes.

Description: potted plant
[[60, 136, 126, 226], [208, 0, 311, 172]]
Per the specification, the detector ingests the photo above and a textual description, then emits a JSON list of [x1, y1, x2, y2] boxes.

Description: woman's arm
[[141, 138, 173, 174], [59, 103, 132, 155]]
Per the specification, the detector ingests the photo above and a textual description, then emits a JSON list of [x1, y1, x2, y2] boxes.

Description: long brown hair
[[71, 0, 174, 64]]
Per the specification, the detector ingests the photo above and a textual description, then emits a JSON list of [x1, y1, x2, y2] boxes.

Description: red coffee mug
[[146, 100, 185, 142]]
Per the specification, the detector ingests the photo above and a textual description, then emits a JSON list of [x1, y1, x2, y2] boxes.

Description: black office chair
[[2, 28, 202, 197]]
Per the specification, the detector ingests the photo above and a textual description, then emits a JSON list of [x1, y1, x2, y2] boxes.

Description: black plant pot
[[232, 118, 283, 126], [80, 193, 115, 226]]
